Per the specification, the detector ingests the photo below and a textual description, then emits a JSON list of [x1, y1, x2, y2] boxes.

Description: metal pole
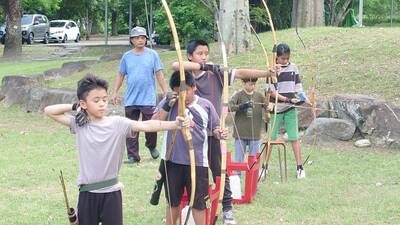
[[358, 0, 363, 27], [150, 0, 153, 35], [104, 0, 108, 46], [391, 0, 394, 27], [129, 0, 132, 31]]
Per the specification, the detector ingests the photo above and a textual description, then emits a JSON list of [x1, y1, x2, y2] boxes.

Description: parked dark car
[[21, 14, 50, 44], [0, 24, 5, 44]]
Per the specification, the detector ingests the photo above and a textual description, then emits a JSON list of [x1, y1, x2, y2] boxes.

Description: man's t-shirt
[[159, 96, 220, 167], [119, 47, 163, 107], [70, 116, 133, 193]]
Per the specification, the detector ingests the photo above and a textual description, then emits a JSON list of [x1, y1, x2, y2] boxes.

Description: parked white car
[[49, 20, 80, 43]]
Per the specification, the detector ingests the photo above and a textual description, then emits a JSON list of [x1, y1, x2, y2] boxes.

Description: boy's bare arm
[[172, 61, 201, 71], [131, 116, 188, 132], [151, 109, 169, 121], [234, 69, 274, 79], [44, 104, 73, 127]]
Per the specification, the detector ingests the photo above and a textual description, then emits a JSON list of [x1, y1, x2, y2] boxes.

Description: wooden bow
[[211, 18, 229, 225], [160, 1, 196, 223]]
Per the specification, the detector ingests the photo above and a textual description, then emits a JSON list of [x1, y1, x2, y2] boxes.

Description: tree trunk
[[111, 10, 118, 36], [111, 0, 118, 36], [3, 0, 22, 58], [219, 0, 251, 54], [85, 8, 91, 40], [333, 0, 353, 26], [329, 0, 336, 25], [291, 0, 325, 27]]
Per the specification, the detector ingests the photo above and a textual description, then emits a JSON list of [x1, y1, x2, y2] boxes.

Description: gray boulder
[[0, 75, 41, 106], [43, 60, 97, 80], [332, 94, 400, 149], [24, 88, 77, 112], [302, 118, 356, 144], [297, 99, 333, 129], [100, 53, 123, 62]]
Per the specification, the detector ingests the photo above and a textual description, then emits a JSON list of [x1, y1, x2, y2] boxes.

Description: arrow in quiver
[[150, 159, 166, 205], [60, 170, 78, 225]]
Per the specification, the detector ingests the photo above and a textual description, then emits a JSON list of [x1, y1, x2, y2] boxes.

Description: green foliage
[[153, 0, 213, 45], [22, 0, 61, 17], [250, 0, 293, 31], [363, 0, 400, 25], [0, 6, 4, 24], [250, 7, 268, 32]]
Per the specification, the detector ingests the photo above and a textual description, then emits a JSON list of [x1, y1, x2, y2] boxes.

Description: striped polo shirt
[[160, 95, 220, 167], [266, 62, 303, 101]]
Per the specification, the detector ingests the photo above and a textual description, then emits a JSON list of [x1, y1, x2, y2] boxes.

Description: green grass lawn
[[0, 106, 399, 224], [1, 27, 400, 224]]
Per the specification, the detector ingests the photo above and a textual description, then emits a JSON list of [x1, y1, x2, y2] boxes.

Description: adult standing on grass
[[112, 26, 169, 164], [44, 74, 189, 225]]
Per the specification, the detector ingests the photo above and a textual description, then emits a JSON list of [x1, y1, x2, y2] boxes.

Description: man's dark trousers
[[125, 105, 157, 161]]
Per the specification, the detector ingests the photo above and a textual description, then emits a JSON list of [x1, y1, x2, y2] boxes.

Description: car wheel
[[75, 34, 80, 43], [62, 34, 67, 43], [43, 33, 49, 44], [27, 33, 34, 45]]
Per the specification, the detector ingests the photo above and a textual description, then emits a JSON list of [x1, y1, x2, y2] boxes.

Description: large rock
[[297, 99, 333, 129], [100, 53, 123, 62], [43, 60, 97, 80], [0, 75, 42, 106], [332, 94, 400, 149], [302, 118, 356, 144], [24, 88, 77, 112]]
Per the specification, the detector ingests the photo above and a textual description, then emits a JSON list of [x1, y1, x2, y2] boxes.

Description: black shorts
[[164, 161, 209, 210], [78, 190, 122, 225]]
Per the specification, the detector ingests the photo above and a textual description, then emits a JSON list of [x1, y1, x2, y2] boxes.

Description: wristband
[[199, 63, 205, 71], [162, 101, 171, 112]]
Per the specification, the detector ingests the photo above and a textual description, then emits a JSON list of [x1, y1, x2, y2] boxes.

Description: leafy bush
[[154, 0, 213, 45]]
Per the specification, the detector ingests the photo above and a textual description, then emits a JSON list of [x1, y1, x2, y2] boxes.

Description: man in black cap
[[112, 26, 169, 164]]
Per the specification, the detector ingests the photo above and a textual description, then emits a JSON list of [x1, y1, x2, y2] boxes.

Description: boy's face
[[243, 81, 256, 93], [277, 53, 290, 66], [131, 36, 147, 48], [172, 85, 196, 105], [80, 88, 108, 119], [188, 45, 209, 64]]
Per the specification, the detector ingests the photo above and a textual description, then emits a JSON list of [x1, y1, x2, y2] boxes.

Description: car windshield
[[21, 15, 33, 25], [50, 22, 65, 27]]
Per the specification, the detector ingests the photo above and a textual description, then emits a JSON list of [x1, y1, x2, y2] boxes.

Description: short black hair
[[276, 43, 291, 57], [241, 78, 258, 83], [77, 74, 109, 100], [169, 70, 195, 90], [186, 39, 209, 56]]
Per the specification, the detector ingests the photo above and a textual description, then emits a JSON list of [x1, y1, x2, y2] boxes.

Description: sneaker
[[124, 157, 140, 164], [150, 148, 160, 159], [297, 168, 306, 179], [223, 210, 237, 224]]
